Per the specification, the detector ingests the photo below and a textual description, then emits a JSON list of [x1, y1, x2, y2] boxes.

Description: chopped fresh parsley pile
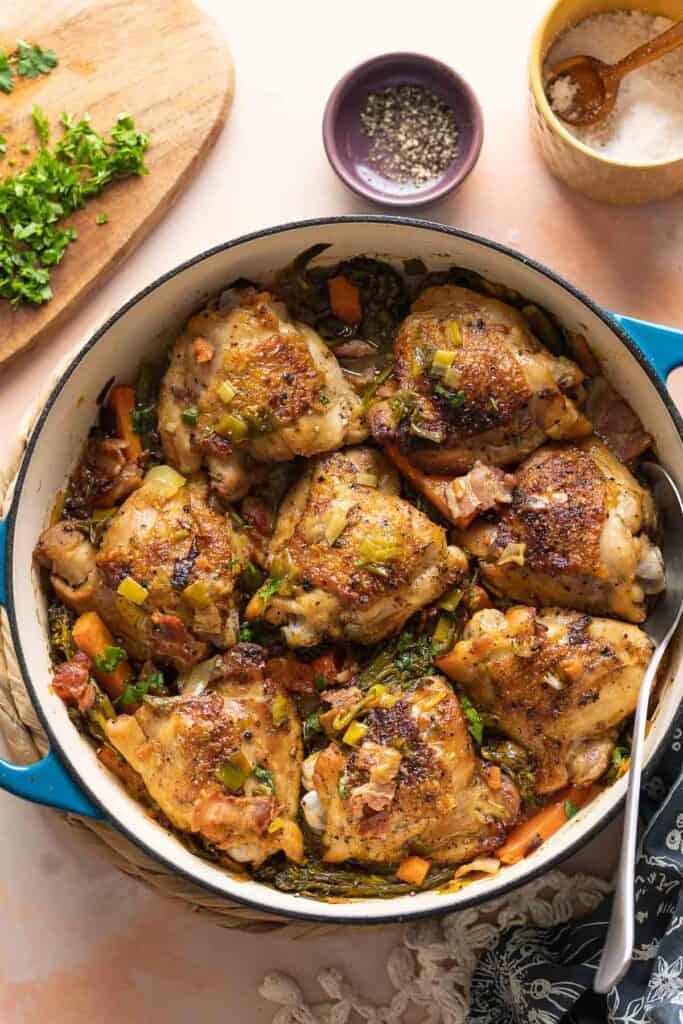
[[0, 41, 57, 94], [0, 105, 149, 306]]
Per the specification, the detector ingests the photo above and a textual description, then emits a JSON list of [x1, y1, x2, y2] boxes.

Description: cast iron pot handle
[[0, 517, 102, 818], [0, 311, 680, 822]]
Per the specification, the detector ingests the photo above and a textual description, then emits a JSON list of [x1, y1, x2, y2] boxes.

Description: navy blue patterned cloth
[[468, 710, 683, 1023]]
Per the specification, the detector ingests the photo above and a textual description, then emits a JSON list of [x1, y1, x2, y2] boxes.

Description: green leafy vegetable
[[0, 135, 6, 156], [93, 645, 128, 673], [96, 212, 108, 225], [359, 630, 434, 692], [253, 576, 282, 612], [564, 798, 579, 819], [16, 41, 58, 79], [433, 384, 466, 409], [255, 856, 453, 899], [32, 105, 50, 147], [239, 622, 254, 642], [0, 54, 12, 94], [252, 765, 274, 791], [117, 670, 164, 707], [47, 602, 76, 661], [338, 778, 349, 800], [0, 108, 149, 306], [460, 694, 483, 745], [481, 740, 536, 805]]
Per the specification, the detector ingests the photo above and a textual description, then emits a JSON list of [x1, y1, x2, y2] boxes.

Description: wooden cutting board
[[0, 0, 234, 366]]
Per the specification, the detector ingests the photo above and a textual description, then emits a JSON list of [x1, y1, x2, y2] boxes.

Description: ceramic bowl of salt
[[529, 0, 683, 204]]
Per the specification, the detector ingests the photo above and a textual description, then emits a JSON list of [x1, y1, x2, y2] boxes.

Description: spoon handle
[[609, 20, 683, 81], [593, 644, 666, 994]]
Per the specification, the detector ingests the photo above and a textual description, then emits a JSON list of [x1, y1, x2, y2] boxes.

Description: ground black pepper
[[359, 84, 459, 186]]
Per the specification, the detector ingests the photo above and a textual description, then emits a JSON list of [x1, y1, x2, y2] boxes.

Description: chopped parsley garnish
[[254, 576, 282, 612], [564, 798, 579, 820], [239, 621, 253, 642], [0, 55, 12, 94], [96, 212, 108, 225], [338, 778, 349, 800], [0, 107, 149, 306], [460, 694, 483, 745], [117, 670, 164, 707], [253, 765, 275, 791], [93, 644, 128, 673], [433, 384, 466, 409], [182, 406, 199, 425]]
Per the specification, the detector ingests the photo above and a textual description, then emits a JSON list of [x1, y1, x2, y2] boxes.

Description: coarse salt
[[544, 10, 683, 163]]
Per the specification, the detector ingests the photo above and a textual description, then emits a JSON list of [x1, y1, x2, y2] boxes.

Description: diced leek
[[447, 321, 462, 347], [216, 751, 252, 792], [432, 614, 455, 653], [217, 379, 236, 404], [498, 542, 526, 566], [215, 412, 248, 442], [356, 473, 378, 488], [443, 365, 462, 389], [182, 579, 212, 609], [267, 816, 284, 834], [116, 575, 149, 605], [324, 502, 353, 545], [357, 528, 402, 566], [365, 684, 387, 703], [332, 708, 355, 732], [378, 692, 399, 709], [343, 720, 368, 746], [408, 416, 442, 443], [144, 464, 186, 498], [271, 694, 289, 727], [438, 586, 464, 612], [431, 349, 456, 377]]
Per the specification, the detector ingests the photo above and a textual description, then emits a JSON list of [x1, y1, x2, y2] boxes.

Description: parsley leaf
[[564, 798, 579, 820], [433, 384, 466, 409], [254, 576, 282, 612], [93, 644, 127, 673], [117, 669, 164, 707], [460, 694, 483, 745], [96, 212, 108, 225], [0, 53, 12, 94], [16, 41, 58, 79], [338, 778, 349, 800], [239, 622, 253, 642], [32, 104, 50, 147], [253, 765, 274, 791], [0, 134, 6, 156]]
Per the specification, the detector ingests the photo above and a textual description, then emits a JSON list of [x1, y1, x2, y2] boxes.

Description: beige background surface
[[1, 1, 682, 1021]]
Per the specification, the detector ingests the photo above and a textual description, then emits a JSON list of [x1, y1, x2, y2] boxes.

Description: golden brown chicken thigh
[[460, 439, 664, 623], [368, 285, 591, 474], [437, 606, 653, 794], [248, 447, 468, 646], [105, 644, 303, 866], [35, 470, 248, 669], [158, 289, 367, 500], [302, 676, 519, 865]]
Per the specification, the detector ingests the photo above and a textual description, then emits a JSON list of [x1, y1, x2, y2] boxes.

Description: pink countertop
[[1, 1, 682, 1020]]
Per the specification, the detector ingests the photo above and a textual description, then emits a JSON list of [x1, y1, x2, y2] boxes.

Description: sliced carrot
[[193, 337, 214, 363], [72, 611, 133, 701], [110, 386, 142, 460], [396, 855, 431, 886], [384, 444, 453, 520], [496, 785, 594, 866], [328, 276, 362, 325]]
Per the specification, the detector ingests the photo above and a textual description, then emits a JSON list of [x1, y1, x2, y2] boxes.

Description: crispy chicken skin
[[158, 289, 367, 500], [35, 473, 248, 669], [460, 439, 664, 623], [368, 285, 591, 474], [253, 447, 468, 646], [439, 606, 653, 794], [306, 677, 519, 864], [105, 644, 303, 866]]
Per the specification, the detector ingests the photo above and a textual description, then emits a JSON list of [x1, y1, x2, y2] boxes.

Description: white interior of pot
[[10, 219, 683, 921]]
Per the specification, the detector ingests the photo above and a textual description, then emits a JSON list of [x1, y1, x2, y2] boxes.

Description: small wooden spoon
[[545, 19, 683, 126]]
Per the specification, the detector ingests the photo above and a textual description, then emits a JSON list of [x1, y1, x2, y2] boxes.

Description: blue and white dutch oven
[[1, 217, 682, 924]]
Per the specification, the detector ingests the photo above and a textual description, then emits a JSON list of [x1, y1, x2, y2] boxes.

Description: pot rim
[[6, 214, 683, 924]]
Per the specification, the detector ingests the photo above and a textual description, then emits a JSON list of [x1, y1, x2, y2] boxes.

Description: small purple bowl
[[323, 52, 484, 208]]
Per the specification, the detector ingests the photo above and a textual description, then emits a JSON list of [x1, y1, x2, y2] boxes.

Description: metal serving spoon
[[546, 20, 683, 127], [594, 462, 683, 994]]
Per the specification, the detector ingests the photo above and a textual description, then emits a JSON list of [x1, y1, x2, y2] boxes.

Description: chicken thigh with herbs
[[437, 606, 653, 794], [368, 285, 591, 474], [247, 447, 468, 646], [35, 470, 248, 670], [460, 439, 664, 622], [158, 288, 367, 500], [105, 644, 303, 866], [303, 676, 519, 864]]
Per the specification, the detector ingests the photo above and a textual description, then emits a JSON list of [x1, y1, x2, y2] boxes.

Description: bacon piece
[[584, 377, 651, 464], [192, 792, 274, 843], [52, 651, 96, 712], [150, 612, 206, 668], [445, 462, 516, 528], [348, 742, 402, 822]]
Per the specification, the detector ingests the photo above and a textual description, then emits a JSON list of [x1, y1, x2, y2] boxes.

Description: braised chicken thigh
[[368, 285, 591, 474], [304, 676, 519, 864], [460, 439, 664, 622], [35, 471, 247, 669], [248, 447, 468, 646], [105, 644, 303, 866], [158, 289, 367, 500], [438, 606, 653, 794]]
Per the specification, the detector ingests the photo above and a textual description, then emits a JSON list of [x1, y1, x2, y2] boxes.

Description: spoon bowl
[[545, 55, 616, 126]]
